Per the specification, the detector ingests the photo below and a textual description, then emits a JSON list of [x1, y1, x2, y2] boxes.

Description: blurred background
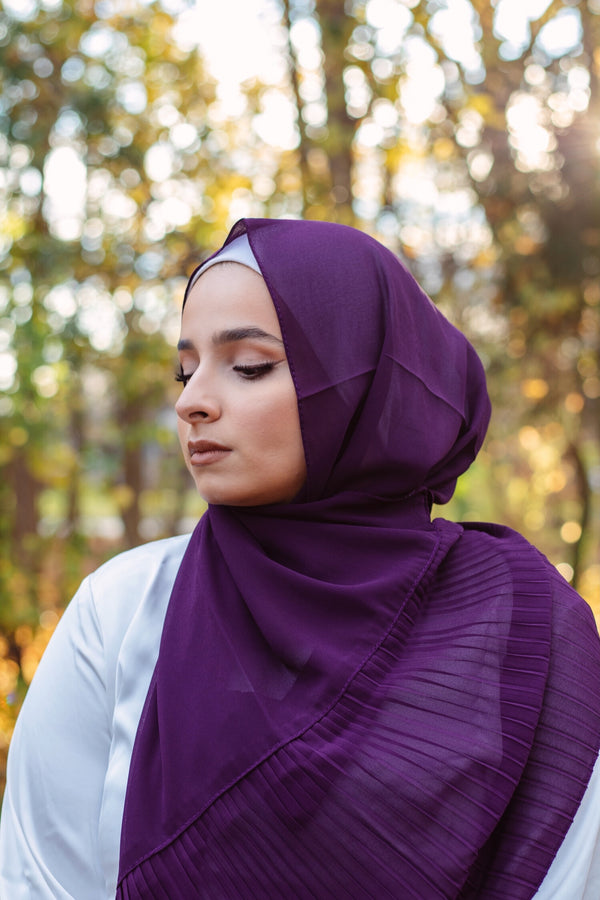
[[0, 0, 599, 792]]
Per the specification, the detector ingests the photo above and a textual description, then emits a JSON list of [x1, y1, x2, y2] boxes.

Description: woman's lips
[[188, 440, 231, 466]]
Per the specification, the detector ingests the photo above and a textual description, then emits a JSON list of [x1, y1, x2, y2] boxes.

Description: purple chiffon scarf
[[117, 219, 600, 899]]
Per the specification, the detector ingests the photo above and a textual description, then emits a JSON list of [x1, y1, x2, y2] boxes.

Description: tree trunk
[[118, 397, 144, 548], [10, 452, 40, 563], [315, 0, 355, 223]]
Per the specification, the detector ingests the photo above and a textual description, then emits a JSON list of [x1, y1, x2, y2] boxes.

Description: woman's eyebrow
[[214, 326, 284, 346], [177, 327, 284, 352]]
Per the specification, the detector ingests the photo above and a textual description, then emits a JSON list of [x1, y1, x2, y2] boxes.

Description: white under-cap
[[188, 234, 261, 292]]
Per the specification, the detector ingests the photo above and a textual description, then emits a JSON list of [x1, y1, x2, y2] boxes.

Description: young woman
[[1, 218, 600, 899]]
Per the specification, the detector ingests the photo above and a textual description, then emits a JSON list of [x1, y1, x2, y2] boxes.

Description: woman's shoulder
[[82, 533, 192, 634], [88, 533, 191, 590], [441, 518, 597, 632], [442, 518, 563, 577]]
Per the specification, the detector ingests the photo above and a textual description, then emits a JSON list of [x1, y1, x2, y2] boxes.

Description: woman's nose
[[175, 373, 221, 423]]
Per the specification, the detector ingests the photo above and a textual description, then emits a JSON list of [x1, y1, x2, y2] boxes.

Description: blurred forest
[[0, 0, 599, 792]]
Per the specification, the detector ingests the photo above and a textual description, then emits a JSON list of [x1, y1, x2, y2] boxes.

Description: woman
[[1, 218, 600, 899]]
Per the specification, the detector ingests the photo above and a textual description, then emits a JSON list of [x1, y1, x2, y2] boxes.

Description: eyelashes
[[233, 362, 279, 380], [175, 361, 280, 387]]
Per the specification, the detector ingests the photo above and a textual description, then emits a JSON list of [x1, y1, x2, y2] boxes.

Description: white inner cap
[[188, 234, 261, 291]]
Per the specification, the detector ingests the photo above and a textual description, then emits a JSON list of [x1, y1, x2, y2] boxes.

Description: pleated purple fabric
[[118, 219, 600, 899]]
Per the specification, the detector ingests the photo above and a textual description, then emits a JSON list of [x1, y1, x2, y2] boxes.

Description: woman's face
[[175, 262, 307, 506]]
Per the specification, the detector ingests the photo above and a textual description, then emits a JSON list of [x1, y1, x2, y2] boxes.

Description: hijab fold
[[117, 219, 600, 899]]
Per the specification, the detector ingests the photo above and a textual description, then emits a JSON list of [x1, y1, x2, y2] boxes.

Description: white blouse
[[1, 535, 599, 899]]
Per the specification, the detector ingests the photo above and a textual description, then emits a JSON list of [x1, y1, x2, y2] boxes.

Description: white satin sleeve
[[534, 752, 600, 898], [0, 535, 189, 900], [0, 576, 110, 899]]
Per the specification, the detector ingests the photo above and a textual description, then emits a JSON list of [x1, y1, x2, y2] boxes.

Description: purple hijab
[[118, 219, 600, 898]]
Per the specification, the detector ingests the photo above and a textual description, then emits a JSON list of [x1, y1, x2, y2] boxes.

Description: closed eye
[[233, 361, 282, 380], [175, 360, 284, 386], [175, 367, 192, 387]]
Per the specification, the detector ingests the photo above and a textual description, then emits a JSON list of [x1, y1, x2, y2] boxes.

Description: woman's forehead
[[182, 263, 280, 333]]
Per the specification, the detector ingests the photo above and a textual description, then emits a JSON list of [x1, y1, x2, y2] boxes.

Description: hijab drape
[[118, 219, 600, 899]]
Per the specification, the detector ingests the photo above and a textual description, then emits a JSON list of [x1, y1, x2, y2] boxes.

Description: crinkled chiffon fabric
[[117, 219, 600, 899]]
